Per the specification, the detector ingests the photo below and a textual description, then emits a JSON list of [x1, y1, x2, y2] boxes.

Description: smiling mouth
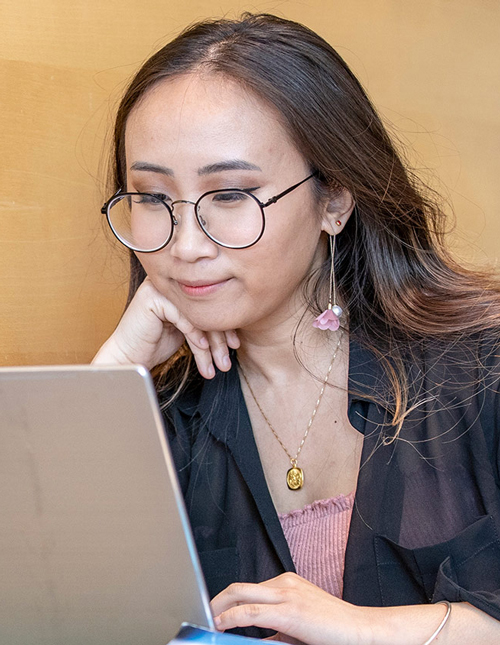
[[177, 279, 230, 296]]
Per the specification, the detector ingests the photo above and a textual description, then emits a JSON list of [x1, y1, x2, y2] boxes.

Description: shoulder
[[348, 332, 500, 406], [418, 332, 500, 478], [406, 331, 500, 389], [350, 333, 500, 454]]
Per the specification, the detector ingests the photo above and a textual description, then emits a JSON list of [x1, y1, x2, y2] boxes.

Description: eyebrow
[[197, 160, 262, 175], [130, 161, 174, 176], [129, 159, 262, 176]]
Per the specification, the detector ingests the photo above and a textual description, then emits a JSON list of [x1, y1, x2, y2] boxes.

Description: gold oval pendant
[[286, 466, 304, 490]]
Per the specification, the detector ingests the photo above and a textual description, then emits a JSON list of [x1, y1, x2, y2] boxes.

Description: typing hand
[[211, 573, 368, 645]]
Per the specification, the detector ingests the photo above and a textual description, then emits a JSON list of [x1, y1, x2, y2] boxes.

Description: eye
[[209, 188, 259, 206], [131, 193, 168, 206], [213, 191, 247, 203]]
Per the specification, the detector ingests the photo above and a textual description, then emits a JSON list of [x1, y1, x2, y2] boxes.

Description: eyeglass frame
[[101, 172, 317, 252]]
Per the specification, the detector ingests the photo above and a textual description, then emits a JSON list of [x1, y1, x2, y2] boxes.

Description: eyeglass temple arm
[[261, 172, 317, 208], [101, 188, 123, 214]]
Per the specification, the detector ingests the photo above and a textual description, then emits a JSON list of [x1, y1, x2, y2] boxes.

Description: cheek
[[130, 214, 170, 250], [240, 232, 323, 309], [133, 253, 167, 290], [263, 215, 323, 276]]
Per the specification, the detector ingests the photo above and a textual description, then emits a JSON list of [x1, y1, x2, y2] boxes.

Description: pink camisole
[[278, 491, 355, 598]]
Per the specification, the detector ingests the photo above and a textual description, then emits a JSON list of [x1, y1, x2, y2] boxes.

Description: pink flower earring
[[313, 234, 343, 331]]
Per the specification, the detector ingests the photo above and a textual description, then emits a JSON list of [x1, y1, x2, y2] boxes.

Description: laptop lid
[[0, 364, 214, 645]]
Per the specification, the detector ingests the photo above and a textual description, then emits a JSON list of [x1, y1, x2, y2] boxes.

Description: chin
[[182, 308, 240, 333]]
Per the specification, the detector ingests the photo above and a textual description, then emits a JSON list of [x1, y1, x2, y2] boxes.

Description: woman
[[94, 13, 500, 644]]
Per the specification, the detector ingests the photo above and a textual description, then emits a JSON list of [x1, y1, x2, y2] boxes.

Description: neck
[[236, 306, 342, 386]]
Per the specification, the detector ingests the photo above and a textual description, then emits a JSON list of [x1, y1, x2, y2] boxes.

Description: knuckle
[[245, 603, 263, 619], [276, 586, 292, 602], [228, 582, 248, 596], [180, 320, 196, 335], [139, 279, 155, 296], [279, 572, 298, 586], [208, 333, 226, 349]]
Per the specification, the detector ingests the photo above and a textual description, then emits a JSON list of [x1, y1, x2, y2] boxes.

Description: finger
[[149, 297, 218, 379], [206, 331, 232, 372], [150, 297, 205, 345], [139, 282, 227, 378], [184, 337, 216, 379], [211, 582, 286, 617], [264, 634, 304, 645], [259, 573, 306, 589], [149, 297, 214, 364], [161, 318, 214, 379], [148, 298, 215, 378], [225, 329, 240, 349], [214, 602, 292, 634], [181, 327, 209, 350]]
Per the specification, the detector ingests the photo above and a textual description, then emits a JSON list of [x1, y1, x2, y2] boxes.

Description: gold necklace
[[239, 333, 342, 491]]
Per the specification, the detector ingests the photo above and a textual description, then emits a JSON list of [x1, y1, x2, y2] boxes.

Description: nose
[[168, 200, 218, 262]]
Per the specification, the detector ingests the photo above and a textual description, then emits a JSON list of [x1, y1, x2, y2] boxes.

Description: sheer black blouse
[[162, 337, 500, 638]]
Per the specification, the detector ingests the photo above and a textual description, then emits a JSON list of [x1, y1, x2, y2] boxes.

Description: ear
[[320, 188, 355, 235]]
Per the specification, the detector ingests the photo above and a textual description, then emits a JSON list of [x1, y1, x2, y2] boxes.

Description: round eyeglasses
[[101, 174, 316, 252]]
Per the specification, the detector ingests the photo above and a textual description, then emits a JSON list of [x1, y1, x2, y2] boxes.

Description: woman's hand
[[210, 573, 369, 645], [212, 574, 500, 645], [92, 278, 239, 378]]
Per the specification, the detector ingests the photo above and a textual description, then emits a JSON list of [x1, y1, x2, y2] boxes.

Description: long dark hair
[[108, 13, 500, 431]]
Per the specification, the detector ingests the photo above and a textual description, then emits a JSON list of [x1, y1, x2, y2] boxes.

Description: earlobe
[[321, 188, 355, 234]]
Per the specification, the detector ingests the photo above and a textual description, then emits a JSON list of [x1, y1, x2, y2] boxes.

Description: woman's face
[[124, 73, 330, 333]]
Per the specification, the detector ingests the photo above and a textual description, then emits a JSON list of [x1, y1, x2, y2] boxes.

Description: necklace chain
[[239, 333, 342, 487]]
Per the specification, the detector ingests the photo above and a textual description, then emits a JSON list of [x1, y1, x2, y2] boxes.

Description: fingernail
[[207, 365, 215, 378], [214, 616, 222, 627], [199, 336, 208, 348], [222, 355, 231, 369]]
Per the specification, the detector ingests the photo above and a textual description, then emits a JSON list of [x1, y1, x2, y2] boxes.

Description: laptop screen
[[0, 364, 214, 645]]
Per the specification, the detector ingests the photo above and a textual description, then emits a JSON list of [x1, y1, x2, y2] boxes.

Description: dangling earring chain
[[329, 234, 337, 308], [239, 332, 343, 490], [313, 234, 343, 331]]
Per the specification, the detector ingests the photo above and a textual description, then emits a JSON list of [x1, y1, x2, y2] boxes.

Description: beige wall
[[1, 0, 499, 365]]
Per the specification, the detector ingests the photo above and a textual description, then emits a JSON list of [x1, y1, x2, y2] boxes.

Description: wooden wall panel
[[0, 58, 128, 365], [1, 0, 499, 365]]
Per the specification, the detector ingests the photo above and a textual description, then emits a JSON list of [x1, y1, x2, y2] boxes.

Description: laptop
[[0, 364, 252, 645]]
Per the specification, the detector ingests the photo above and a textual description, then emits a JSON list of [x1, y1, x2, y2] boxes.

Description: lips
[[176, 278, 230, 296]]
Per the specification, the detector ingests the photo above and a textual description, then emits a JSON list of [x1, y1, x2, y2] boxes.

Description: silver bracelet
[[422, 601, 452, 645]]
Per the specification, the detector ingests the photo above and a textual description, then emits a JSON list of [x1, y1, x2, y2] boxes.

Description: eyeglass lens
[[197, 190, 263, 248], [107, 191, 264, 251], [107, 194, 170, 251]]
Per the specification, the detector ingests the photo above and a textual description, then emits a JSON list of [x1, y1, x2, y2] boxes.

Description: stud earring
[[335, 220, 342, 226], [313, 235, 343, 331]]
